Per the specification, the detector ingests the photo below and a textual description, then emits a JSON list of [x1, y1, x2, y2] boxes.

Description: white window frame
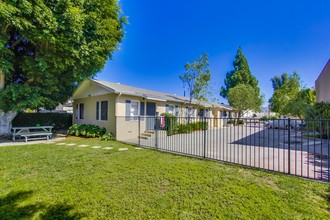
[[96, 101, 108, 121], [76, 103, 84, 119], [129, 100, 140, 121], [185, 106, 195, 117], [79, 103, 84, 119], [130, 100, 139, 116], [75, 104, 79, 119], [166, 104, 175, 115]]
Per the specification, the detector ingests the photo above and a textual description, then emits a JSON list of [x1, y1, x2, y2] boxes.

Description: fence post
[[155, 114, 158, 149], [288, 118, 291, 174], [138, 116, 141, 147], [203, 116, 207, 158]]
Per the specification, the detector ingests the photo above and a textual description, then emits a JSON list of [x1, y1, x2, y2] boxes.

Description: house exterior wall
[[73, 93, 117, 134], [316, 60, 330, 103], [72, 81, 237, 142], [115, 94, 198, 141]]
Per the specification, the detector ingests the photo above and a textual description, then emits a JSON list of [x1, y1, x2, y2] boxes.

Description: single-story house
[[72, 79, 236, 140], [315, 59, 330, 103]]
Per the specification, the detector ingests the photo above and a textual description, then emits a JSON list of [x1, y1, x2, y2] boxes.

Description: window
[[101, 101, 108, 120], [198, 109, 210, 118], [166, 104, 175, 115], [140, 102, 145, 120], [185, 106, 195, 117], [130, 101, 139, 116], [96, 101, 108, 121], [125, 100, 139, 121], [175, 105, 179, 117], [75, 104, 79, 119], [79, 103, 84, 119]]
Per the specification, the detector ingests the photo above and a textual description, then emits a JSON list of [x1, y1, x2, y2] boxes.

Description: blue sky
[[98, 0, 330, 105]]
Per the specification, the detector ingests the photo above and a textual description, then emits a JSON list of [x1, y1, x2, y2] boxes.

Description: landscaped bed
[[0, 138, 329, 219]]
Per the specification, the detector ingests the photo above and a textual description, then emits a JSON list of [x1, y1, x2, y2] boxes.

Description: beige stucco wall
[[316, 60, 330, 103], [115, 95, 192, 140], [116, 95, 144, 141], [73, 93, 117, 134]]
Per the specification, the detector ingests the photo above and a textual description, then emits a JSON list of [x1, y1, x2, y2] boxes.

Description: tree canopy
[[220, 47, 259, 99], [180, 53, 211, 113], [271, 73, 289, 91], [227, 84, 263, 119], [285, 88, 316, 119], [269, 72, 301, 115], [0, 0, 125, 112]]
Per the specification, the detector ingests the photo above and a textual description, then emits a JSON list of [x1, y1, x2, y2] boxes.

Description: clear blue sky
[[98, 0, 330, 105]]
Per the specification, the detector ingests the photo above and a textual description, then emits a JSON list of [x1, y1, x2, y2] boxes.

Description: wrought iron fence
[[116, 116, 330, 182]]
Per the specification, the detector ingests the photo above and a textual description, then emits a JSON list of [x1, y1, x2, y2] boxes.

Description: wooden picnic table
[[12, 126, 53, 142]]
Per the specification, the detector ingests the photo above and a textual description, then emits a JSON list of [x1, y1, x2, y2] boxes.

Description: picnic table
[[12, 126, 53, 142]]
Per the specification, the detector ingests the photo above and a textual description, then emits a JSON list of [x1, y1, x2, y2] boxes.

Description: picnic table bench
[[12, 126, 53, 142]]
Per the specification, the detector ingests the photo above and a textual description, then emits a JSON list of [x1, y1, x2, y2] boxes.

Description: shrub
[[306, 102, 330, 139], [101, 132, 116, 141], [160, 113, 177, 136], [12, 113, 72, 131], [227, 119, 244, 125], [163, 121, 209, 136], [68, 124, 106, 138], [176, 124, 193, 134], [260, 115, 278, 121], [189, 121, 208, 130]]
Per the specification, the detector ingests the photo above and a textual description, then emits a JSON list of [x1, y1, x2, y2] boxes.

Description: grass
[[0, 138, 329, 219]]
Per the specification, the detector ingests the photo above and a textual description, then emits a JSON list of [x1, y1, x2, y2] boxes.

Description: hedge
[[68, 124, 106, 138], [12, 113, 72, 130]]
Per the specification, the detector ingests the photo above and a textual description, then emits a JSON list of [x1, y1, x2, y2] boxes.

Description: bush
[[176, 124, 193, 134], [12, 113, 72, 130], [306, 102, 330, 139], [189, 121, 208, 130], [260, 115, 278, 121], [227, 119, 244, 125], [163, 121, 209, 136], [160, 113, 177, 136], [68, 124, 106, 138], [101, 132, 116, 141]]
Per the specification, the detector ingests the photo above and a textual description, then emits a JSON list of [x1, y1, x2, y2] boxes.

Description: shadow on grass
[[0, 191, 84, 219]]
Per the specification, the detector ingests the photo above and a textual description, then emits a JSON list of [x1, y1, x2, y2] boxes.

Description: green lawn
[[0, 138, 329, 219]]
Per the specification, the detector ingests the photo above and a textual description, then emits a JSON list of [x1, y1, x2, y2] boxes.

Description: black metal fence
[[116, 116, 330, 182]]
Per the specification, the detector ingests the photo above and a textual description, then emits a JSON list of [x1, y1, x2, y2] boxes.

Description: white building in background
[[241, 106, 276, 118]]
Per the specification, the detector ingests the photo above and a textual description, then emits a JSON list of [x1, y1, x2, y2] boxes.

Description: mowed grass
[[0, 138, 329, 219]]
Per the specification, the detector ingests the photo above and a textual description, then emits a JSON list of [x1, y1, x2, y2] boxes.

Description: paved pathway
[[0, 137, 66, 147], [50, 142, 142, 152], [0, 138, 143, 153]]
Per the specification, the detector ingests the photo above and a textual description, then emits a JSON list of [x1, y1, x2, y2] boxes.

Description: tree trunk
[[236, 111, 242, 125], [0, 111, 17, 136], [0, 71, 4, 90]]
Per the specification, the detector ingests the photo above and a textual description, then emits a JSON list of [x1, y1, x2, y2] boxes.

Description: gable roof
[[89, 79, 234, 110]]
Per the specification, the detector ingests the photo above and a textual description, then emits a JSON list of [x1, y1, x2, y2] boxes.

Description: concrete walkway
[[0, 136, 66, 147]]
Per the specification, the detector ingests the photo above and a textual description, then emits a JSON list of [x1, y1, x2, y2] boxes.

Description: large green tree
[[285, 88, 316, 119], [269, 72, 301, 115], [227, 84, 263, 122], [220, 48, 260, 98], [0, 0, 125, 134], [180, 53, 212, 116], [271, 73, 289, 91]]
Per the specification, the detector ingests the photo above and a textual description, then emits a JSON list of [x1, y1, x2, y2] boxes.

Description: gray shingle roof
[[92, 79, 233, 110]]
